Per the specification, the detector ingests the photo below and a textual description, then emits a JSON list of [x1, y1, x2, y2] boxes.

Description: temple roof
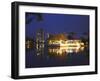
[[48, 34, 67, 40]]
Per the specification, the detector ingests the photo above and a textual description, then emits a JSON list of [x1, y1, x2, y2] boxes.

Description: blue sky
[[25, 13, 89, 38]]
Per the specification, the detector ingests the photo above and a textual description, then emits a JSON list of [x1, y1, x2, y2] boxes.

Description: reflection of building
[[36, 28, 45, 55], [48, 46, 85, 55]]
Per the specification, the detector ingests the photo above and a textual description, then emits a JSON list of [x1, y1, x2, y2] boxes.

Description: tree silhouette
[[26, 13, 43, 24], [68, 32, 76, 39]]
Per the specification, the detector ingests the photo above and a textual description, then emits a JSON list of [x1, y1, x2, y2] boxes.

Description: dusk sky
[[25, 12, 89, 38]]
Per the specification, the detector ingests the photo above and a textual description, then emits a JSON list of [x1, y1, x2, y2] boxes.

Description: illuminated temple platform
[[48, 40, 84, 47]]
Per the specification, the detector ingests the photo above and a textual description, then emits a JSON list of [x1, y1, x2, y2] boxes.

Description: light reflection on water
[[35, 42, 85, 56], [48, 46, 85, 56], [26, 40, 86, 56], [26, 43, 89, 68]]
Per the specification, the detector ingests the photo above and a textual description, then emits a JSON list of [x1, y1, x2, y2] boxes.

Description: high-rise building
[[36, 28, 45, 55]]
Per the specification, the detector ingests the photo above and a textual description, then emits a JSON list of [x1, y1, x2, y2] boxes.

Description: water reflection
[[36, 42, 44, 56], [48, 46, 85, 56], [26, 41, 89, 68], [32, 41, 86, 56], [26, 40, 86, 56]]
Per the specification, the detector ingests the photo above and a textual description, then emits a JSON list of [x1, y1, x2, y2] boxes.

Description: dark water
[[25, 45, 89, 68]]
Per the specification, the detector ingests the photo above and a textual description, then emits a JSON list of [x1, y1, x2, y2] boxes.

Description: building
[[35, 28, 45, 55], [25, 38, 34, 49], [47, 33, 84, 49], [47, 34, 85, 55], [47, 33, 67, 46]]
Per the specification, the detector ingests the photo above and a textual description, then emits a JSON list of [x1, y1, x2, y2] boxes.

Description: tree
[[68, 32, 76, 39]]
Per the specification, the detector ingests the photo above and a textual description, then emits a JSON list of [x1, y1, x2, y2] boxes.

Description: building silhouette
[[36, 28, 45, 55]]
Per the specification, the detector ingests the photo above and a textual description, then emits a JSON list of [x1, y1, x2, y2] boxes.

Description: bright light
[[48, 40, 85, 55]]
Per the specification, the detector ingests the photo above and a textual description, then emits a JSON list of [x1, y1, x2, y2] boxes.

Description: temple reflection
[[48, 46, 85, 56]]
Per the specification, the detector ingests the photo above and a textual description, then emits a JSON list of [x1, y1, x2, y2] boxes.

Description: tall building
[[36, 28, 45, 55], [36, 28, 44, 43]]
